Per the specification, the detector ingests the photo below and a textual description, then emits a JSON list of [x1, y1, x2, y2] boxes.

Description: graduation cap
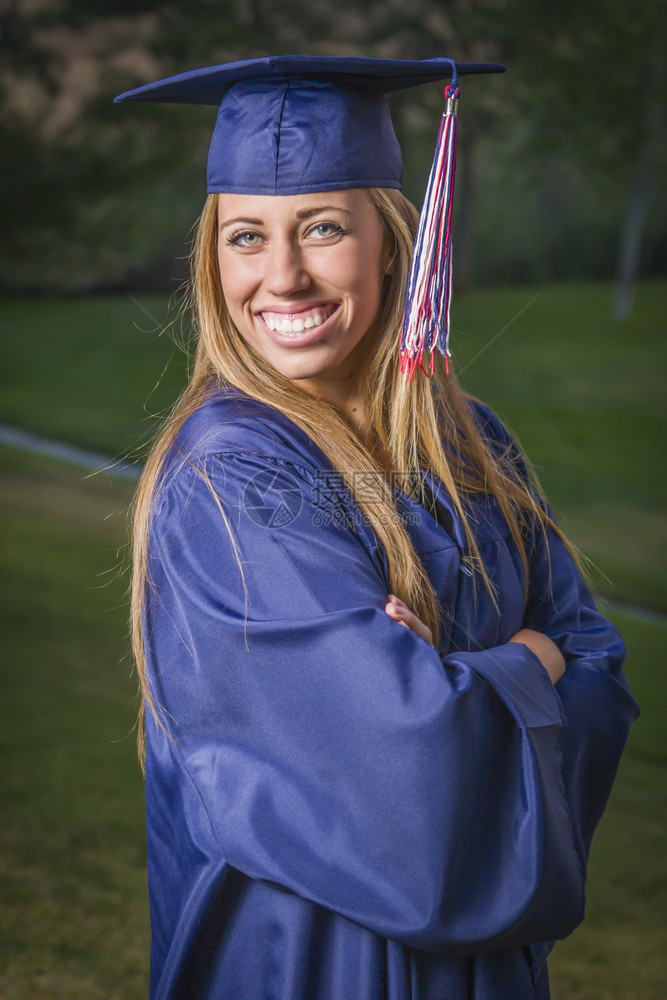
[[115, 55, 506, 378]]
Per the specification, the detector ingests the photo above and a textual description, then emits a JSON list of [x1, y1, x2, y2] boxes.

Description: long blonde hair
[[131, 187, 564, 760]]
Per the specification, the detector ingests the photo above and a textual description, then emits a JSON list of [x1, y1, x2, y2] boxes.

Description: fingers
[[385, 595, 434, 647]]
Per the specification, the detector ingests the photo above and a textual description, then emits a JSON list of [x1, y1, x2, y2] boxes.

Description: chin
[[263, 348, 345, 384], [279, 361, 334, 383]]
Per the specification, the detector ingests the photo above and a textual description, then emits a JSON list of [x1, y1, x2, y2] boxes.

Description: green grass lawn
[[548, 613, 666, 1000], [0, 446, 663, 999], [1, 280, 665, 610], [0, 448, 148, 999], [0, 293, 189, 460], [453, 280, 667, 614], [0, 281, 665, 996]]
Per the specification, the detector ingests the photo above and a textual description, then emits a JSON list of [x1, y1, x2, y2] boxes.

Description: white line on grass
[[0, 423, 141, 482], [1, 422, 664, 627]]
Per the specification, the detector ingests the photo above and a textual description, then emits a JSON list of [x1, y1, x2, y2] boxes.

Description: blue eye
[[228, 231, 262, 247], [311, 222, 345, 238]]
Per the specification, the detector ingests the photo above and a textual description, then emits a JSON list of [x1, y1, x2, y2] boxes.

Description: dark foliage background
[[1, 0, 665, 300], [1, 6, 665, 997]]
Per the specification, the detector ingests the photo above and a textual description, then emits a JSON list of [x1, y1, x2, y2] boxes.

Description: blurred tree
[[254, 0, 666, 303], [611, 7, 665, 320], [0, 0, 664, 293], [0, 0, 271, 290], [499, 0, 666, 317]]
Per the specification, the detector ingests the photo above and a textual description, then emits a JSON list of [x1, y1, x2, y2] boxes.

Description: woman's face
[[216, 189, 390, 387]]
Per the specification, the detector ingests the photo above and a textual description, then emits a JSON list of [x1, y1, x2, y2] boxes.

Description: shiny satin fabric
[[143, 387, 638, 1000], [112, 55, 506, 197], [207, 78, 403, 195]]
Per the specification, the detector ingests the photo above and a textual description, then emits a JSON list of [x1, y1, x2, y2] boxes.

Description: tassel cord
[[401, 76, 459, 381]]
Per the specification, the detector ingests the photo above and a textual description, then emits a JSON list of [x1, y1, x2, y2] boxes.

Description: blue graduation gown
[[143, 386, 638, 1000]]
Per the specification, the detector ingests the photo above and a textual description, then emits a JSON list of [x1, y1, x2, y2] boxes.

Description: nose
[[263, 237, 311, 296]]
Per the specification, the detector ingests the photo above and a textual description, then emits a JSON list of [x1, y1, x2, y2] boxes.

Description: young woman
[[117, 56, 638, 1000]]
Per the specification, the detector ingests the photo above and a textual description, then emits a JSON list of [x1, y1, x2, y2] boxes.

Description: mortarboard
[[115, 55, 506, 378]]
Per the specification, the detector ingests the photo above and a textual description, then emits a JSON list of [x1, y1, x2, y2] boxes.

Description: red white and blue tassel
[[400, 63, 459, 380]]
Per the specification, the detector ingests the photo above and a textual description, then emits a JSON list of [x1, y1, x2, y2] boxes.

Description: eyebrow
[[219, 206, 353, 229], [296, 205, 353, 220], [219, 217, 263, 228]]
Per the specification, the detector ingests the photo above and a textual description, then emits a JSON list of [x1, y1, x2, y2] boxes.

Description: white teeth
[[260, 306, 335, 334]]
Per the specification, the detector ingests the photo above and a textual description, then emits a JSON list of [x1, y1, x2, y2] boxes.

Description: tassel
[[400, 64, 459, 381]]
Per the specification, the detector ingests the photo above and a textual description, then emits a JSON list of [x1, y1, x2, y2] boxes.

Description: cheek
[[217, 250, 232, 308], [217, 254, 255, 320], [328, 240, 384, 309], [354, 250, 385, 326]]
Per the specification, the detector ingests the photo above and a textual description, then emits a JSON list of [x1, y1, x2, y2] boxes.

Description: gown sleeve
[[473, 401, 640, 866], [522, 518, 639, 864], [144, 438, 636, 957], [470, 402, 640, 973]]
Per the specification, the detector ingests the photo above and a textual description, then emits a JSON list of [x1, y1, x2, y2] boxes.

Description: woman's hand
[[385, 595, 434, 647], [383, 600, 564, 683], [508, 628, 566, 685]]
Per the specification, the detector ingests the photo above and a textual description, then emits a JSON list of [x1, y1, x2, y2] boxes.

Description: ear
[[381, 237, 396, 276]]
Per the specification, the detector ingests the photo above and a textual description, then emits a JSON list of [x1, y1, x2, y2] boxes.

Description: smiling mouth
[[259, 303, 338, 336]]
